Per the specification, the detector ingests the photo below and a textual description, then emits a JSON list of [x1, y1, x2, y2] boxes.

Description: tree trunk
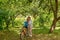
[[49, 0, 58, 33], [6, 21, 9, 29], [49, 19, 57, 33]]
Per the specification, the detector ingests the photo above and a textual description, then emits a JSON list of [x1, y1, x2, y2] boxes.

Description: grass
[[0, 27, 60, 40], [0, 30, 20, 40]]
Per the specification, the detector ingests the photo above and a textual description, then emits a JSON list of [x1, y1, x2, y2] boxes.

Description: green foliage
[[0, 0, 60, 30]]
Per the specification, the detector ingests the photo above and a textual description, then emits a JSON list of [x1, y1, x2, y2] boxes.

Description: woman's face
[[27, 17, 31, 22]]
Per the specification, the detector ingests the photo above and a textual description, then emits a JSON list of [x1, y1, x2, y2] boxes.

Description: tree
[[49, 0, 60, 33]]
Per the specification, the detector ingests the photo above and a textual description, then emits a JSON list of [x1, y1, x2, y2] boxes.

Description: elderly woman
[[27, 16, 33, 37]]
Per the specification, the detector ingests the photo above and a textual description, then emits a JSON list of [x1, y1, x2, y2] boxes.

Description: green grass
[[0, 28, 60, 40], [32, 28, 49, 34]]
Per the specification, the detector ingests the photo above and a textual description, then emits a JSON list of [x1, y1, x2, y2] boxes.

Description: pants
[[28, 26, 32, 37]]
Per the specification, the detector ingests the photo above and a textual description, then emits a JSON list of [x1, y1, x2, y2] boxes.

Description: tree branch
[[50, 0, 55, 13], [57, 17, 60, 21]]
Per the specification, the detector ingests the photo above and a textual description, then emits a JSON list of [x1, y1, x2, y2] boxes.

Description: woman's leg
[[28, 26, 32, 37]]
